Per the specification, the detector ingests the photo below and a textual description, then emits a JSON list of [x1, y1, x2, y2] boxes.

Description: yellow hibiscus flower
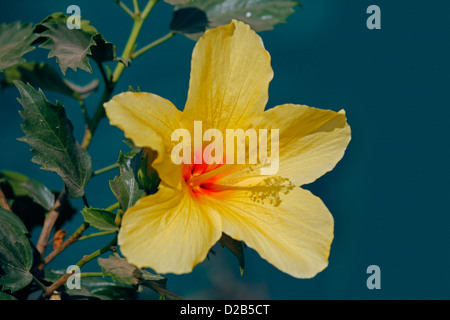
[[104, 20, 351, 278]]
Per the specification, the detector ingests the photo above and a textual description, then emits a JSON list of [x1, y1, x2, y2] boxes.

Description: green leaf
[[0, 292, 17, 300], [170, 7, 209, 34], [98, 256, 183, 299], [109, 151, 144, 211], [70, 278, 137, 300], [98, 255, 167, 287], [81, 208, 118, 231], [15, 81, 92, 198], [0, 208, 33, 293], [90, 34, 116, 64], [0, 62, 99, 100], [220, 233, 245, 275], [0, 21, 37, 71], [0, 177, 76, 232], [34, 13, 116, 74], [0, 170, 55, 211], [43, 269, 138, 300], [172, 0, 300, 40]]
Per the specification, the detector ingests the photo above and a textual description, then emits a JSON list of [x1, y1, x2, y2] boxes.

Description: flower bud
[[137, 148, 160, 194]]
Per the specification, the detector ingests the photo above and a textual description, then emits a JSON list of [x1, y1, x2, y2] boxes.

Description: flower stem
[[115, 209, 124, 227]]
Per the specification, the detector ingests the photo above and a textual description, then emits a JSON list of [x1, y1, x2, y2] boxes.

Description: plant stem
[[113, 0, 135, 18], [96, 60, 110, 85], [111, 0, 158, 83], [106, 202, 121, 211], [0, 187, 12, 211], [36, 188, 67, 255], [79, 99, 90, 124], [42, 236, 117, 299], [131, 31, 175, 59], [82, 194, 90, 208], [80, 272, 112, 278], [80, 85, 114, 149], [80, 0, 159, 150], [41, 272, 73, 299], [76, 236, 117, 268], [32, 276, 47, 292], [40, 0, 161, 278], [133, 0, 140, 13], [115, 209, 125, 227], [78, 230, 117, 241], [91, 163, 120, 177], [40, 222, 90, 269]]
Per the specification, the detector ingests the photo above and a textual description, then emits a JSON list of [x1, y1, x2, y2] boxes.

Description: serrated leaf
[[98, 255, 166, 287], [0, 170, 55, 211], [172, 0, 300, 40], [0, 208, 33, 292], [81, 208, 118, 231], [0, 21, 37, 71], [220, 233, 245, 275], [34, 13, 116, 74], [109, 151, 144, 211], [0, 62, 99, 100], [15, 81, 92, 198]]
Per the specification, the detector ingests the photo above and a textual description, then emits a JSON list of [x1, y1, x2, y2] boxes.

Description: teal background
[[1, 0, 449, 299]]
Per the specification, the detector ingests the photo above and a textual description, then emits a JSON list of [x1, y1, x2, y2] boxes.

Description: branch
[[142, 281, 185, 300], [36, 188, 68, 255], [91, 163, 119, 177], [112, 0, 135, 18], [0, 186, 12, 211], [41, 271, 74, 299], [42, 237, 117, 298], [133, 0, 140, 14], [131, 31, 175, 60], [80, 0, 159, 150], [39, 222, 90, 270]]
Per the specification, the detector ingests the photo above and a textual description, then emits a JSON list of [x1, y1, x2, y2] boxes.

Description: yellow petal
[[183, 20, 273, 131], [206, 185, 334, 278], [251, 104, 351, 186], [104, 92, 183, 188], [118, 184, 222, 274]]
